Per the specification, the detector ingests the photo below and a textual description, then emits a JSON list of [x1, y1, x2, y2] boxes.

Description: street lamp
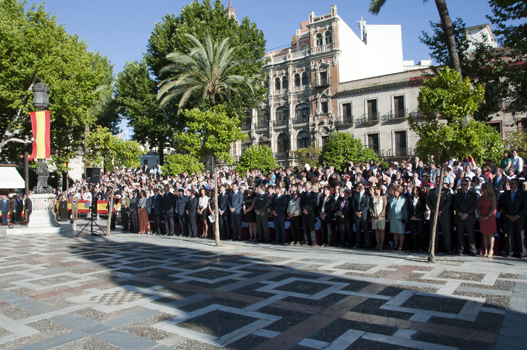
[[32, 81, 52, 194]]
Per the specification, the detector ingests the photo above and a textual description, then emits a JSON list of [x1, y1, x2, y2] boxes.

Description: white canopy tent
[[0, 165, 25, 189]]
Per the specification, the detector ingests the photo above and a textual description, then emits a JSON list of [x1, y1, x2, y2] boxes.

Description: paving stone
[[186, 269, 234, 280], [346, 338, 417, 350], [230, 283, 277, 299], [26, 318, 72, 332], [178, 297, 251, 313], [411, 331, 495, 350], [310, 318, 396, 343], [437, 271, 485, 282], [48, 335, 124, 350], [281, 293, 348, 308], [185, 279, 240, 289], [427, 312, 505, 333], [351, 298, 414, 320], [401, 294, 466, 314], [275, 281, 332, 295], [0, 305, 35, 320], [334, 262, 376, 271], [259, 306, 312, 332], [73, 306, 147, 323], [178, 309, 259, 337], [223, 334, 269, 350], [329, 278, 371, 292]]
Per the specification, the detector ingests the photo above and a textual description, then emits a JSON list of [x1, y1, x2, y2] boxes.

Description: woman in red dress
[[477, 183, 497, 257]]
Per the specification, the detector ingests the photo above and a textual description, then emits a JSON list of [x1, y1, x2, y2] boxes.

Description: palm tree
[[369, 0, 463, 80], [157, 33, 256, 111], [157, 33, 257, 246]]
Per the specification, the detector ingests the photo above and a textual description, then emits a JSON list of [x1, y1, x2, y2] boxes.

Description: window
[[393, 96, 405, 118], [297, 131, 310, 149], [302, 72, 308, 86], [487, 122, 502, 135], [282, 76, 288, 90], [277, 133, 290, 152], [259, 135, 271, 148], [316, 33, 323, 46], [276, 106, 289, 121], [258, 111, 269, 127], [295, 74, 301, 87], [322, 136, 328, 146], [319, 71, 328, 86], [300, 44, 309, 51], [321, 102, 328, 113], [367, 99, 377, 121], [395, 131, 407, 157], [295, 103, 309, 120], [368, 134, 379, 153], [275, 78, 280, 91], [325, 31, 332, 44], [342, 103, 352, 124]]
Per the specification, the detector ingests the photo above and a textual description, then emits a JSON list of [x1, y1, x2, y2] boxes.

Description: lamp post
[[32, 81, 52, 194]]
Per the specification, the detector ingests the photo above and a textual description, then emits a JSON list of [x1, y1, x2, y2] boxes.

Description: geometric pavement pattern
[[0, 231, 526, 350]]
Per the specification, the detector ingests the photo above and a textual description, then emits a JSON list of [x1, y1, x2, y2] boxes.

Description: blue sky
[[26, 0, 496, 136]]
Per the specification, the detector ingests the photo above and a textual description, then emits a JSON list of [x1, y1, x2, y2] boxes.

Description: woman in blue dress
[[387, 184, 408, 251]]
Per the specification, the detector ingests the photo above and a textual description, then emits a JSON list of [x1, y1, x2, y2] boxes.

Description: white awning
[[0, 166, 25, 189]]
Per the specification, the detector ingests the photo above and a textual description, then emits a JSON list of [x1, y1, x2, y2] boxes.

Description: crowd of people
[[55, 150, 527, 259]]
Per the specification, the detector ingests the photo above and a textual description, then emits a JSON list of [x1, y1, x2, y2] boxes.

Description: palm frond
[[369, 0, 388, 15]]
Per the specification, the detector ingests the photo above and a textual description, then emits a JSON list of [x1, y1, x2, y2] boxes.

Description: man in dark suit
[[427, 178, 453, 254], [453, 179, 478, 255], [493, 168, 507, 199], [218, 184, 230, 240], [25, 192, 33, 223], [255, 184, 271, 242], [300, 181, 318, 246], [271, 187, 287, 244], [336, 188, 352, 247], [163, 185, 176, 236], [501, 179, 527, 258], [152, 188, 164, 234], [145, 190, 153, 234], [319, 185, 335, 247], [186, 190, 198, 237], [129, 190, 139, 233], [352, 183, 371, 249], [228, 182, 243, 240], [1, 195, 10, 225], [176, 189, 189, 236]]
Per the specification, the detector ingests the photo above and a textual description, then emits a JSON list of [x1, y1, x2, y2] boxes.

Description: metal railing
[[275, 152, 289, 160], [340, 115, 353, 126], [293, 117, 309, 125], [273, 119, 288, 127], [256, 121, 269, 129], [391, 108, 408, 120]]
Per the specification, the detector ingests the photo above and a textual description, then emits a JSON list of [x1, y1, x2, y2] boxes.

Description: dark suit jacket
[[271, 194, 287, 216], [254, 192, 270, 217], [453, 190, 478, 218], [228, 191, 243, 213], [300, 191, 318, 214], [177, 196, 189, 216], [153, 194, 164, 215], [407, 196, 426, 219], [218, 192, 229, 214], [352, 191, 370, 216], [494, 176, 507, 197], [130, 196, 139, 211], [501, 190, 527, 219], [163, 192, 176, 215], [318, 195, 335, 219], [186, 196, 198, 217], [335, 196, 351, 222], [427, 187, 452, 214], [25, 198, 32, 214]]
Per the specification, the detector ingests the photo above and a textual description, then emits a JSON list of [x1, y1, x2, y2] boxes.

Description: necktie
[[340, 198, 346, 210], [512, 190, 516, 203], [461, 192, 466, 209], [322, 197, 327, 214], [359, 192, 362, 207]]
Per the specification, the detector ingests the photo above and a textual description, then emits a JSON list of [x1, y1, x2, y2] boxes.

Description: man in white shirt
[[512, 150, 523, 173]]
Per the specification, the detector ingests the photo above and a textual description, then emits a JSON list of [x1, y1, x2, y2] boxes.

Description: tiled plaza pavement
[[0, 230, 526, 349]]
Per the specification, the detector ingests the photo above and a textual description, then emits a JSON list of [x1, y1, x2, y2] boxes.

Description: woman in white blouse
[[197, 188, 209, 238]]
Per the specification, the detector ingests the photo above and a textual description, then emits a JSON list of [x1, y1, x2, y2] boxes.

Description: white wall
[[339, 20, 404, 82]]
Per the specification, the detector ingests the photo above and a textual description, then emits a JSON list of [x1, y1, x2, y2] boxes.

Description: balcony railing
[[315, 77, 330, 87], [275, 151, 289, 160], [391, 108, 408, 120], [256, 121, 269, 129], [358, 113, 380, 125], [293, 117, 309, 125], [385, 148, 414, 158], [273, 119, 288, 127]]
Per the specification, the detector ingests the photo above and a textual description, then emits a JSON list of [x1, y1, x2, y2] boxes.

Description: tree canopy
[[0, 0, 115, 162], [236, 144, 278, 174], [162, 153, 204, 176], [321, 132, 379, 172]]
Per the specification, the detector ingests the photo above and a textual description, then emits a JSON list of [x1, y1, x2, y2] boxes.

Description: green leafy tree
[[505, 130, 527, 159], [162, 153, 204, 176], [408, 67, 485, 263], [321, 132, 379, 172], [0, 0, 114, 162], [146, 0, 267, 116], [158, 33, 256, 111], [115, 60, 177, 164], [293, 143, 322, 169], [369, 0, 463, 79], [487, 0, 527, 114], [85, 125, 145, 236], [420, 18, 510, 121], [236, 144, 278, 174], [175, 106, 247, 246]]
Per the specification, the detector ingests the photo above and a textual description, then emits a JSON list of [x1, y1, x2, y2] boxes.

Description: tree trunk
[[158, 141, 165, 166], [106, 190, 113, 236], [84, 123, 89, 177], [428, 149, 447, 263], [435, 0, 463, 80], [213, 156, 221, 246]]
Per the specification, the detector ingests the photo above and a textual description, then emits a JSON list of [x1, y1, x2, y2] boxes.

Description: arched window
[[276, 106, 289, 121], [325, 31, 332, 44], [297, 131, 311, 149], [282, 76, 288, 90], [316, 33, 323, 46], [277, 133, 290, 152], [300, 44, 309, 51], [294, 74, 301, 87], [275, 78, 281, 91], [302, 72, 309, 86], [295, 103, 309, 120], [258, 110, 269, 127]]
